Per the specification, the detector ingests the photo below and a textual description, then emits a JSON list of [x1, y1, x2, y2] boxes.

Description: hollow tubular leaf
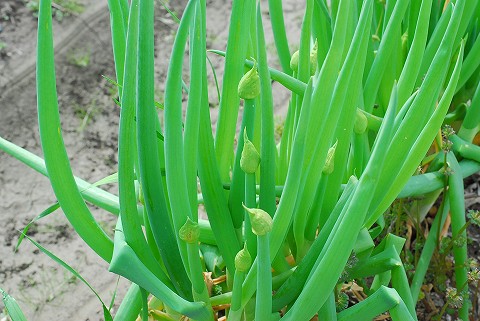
[[396, 0, 433, 106], [132, 0, 192, 298], [37, 0, 113, 262], [109, 219, 211, 321], [163, 0, 196, 261], [282, 73, 396, 321], [363, 0, 410, 113], [256, 2, 277, 217], [367, 39, 465, 227], [267, 0, 292, 75], [214, 0, 255, 181], [447, 153, 470, 320], [107, 0, 127, 96]]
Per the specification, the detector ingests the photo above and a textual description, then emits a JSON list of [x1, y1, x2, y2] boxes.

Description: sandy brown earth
[[0, 0, 303, 320]]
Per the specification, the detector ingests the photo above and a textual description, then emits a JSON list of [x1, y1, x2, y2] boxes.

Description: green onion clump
[[2, 0, 480, 320]]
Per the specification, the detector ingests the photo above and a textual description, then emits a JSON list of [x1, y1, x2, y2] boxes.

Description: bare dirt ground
[[0, 0, 303, 320]]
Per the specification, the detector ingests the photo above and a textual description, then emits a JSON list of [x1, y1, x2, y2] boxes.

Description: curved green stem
[[37, 0, 113, 262]]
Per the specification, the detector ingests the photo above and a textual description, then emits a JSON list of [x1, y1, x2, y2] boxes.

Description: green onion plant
[[2, 0, 480, 320]]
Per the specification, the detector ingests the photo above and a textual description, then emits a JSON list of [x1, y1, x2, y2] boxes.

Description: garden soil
[[0, 0, 303, 320]]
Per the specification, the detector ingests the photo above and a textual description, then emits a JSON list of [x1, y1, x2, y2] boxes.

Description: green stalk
[[407, 1, 421, 48], [317, 76, 365, 233], [255, 234, 272, 321], [184, 0, 206, 219], [109, 219, 211, 321], [317, 292, 337, 321], [416, 3, 453, 87], [293, 0, 314, 128], [119, 0, 129, 30], [136, 0, 192, 298], [107, 0, 127, 96], [140, 289, 149, 321], [180, 219, 214, 317], [410, 197, 450, 302], [245, 170, 258, 257], [397, 0, 433, 106], [386, 236, 417, 320], [256, 2, 277, 217], [272, 177, 357, 311], [163, 0, 196, 263], [241, 78, 314, 308], [267, 0, 292, 75], [229, 98, 256, 230], [228, 270, 246, 321], [214, 0, 255, 181], [282, 74, 396, 321], [292, 0, 372, 260], [458, 81, 480, 142], [349, 246, 402, 280], [456, 33, 480, 92], [113, 284, 142, 321], [367, 38, 465, 227], [241, 120, 261, 256], [297, 0, 314, 82], [398, 159, 480, 198], [312, 0, 332, 66], [208, 50, 307, 96], [277, 99, 294, 184], [363, 0, 410, 113], [447, 153, 471, 320], [198, 71, 240, 273], [337, 286, 415, 321], [243, 206, 273, 321], [453, 135, 480, 162], [37, 0, 113, 262], [305, 175, 327, 240]]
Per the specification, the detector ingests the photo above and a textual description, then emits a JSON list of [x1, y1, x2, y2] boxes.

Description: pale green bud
[[238, 60, 260, 100], [240, 129, 260, 174], [354, 109, 368, 134], [138, 184, 145, 205], [290, 50, 299, 72], [310, 39, 318, 76], [243, 204, 273, 236], [179, 217, 200, 244], [323, 140, 338, 175], [401, 32, 408, 62], [235, 244, 252, 272]]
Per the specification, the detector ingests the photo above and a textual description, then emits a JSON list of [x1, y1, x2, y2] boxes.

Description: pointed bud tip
[[240, 132, 260, 174], [235, 243, 252, 272], [238, 60, 260, 100], [179, 217, 200, 244], [243, 205, 272, 236]]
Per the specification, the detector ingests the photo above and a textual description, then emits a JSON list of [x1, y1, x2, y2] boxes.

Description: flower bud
[[238, 60, 260, 100], [138, 184, 145, 205], [240, 129, 260, 174], [179, 217, 200, 244], [290, 50, 299, 72], [401, 31, 408, 62], [310, 39, 318, 76], [235, 244, 252, 272], [323, 140, 338, 175], [243, 205, 273, 236], [354, 109, 368, 134]]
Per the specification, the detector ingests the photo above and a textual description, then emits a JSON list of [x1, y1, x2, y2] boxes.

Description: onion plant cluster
[[2, 0, 480, 320]]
